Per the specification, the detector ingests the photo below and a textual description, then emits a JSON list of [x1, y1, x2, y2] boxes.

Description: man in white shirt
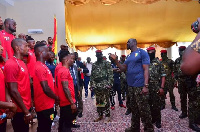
[[84, 57, 94, 99]]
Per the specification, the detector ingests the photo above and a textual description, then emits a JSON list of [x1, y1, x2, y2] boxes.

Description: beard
[[0, 25, 3, 30], [8, 25, 16, 33]]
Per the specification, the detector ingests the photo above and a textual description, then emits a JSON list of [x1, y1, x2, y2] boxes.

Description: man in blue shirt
[[109, 38, 154, 132], [45, 51, 56, 79]]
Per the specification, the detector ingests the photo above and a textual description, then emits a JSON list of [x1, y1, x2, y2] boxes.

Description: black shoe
[[179, 113, 187, 119], [172, 106, 178, 111], [125, 109, 131, 115], [122, 97, 125, 101], [155, 121, 161, 128], [78, 112, 83, 118], [189, 123, 200, 132], [72, 124, 80, 128]]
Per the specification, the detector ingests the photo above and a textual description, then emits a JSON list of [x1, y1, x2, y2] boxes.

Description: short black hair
[[4, 18, 13, 25], [26, 36, 34, 42], [34, 43, 46, 52], [48, 37, 52, 39], [59, 50, 70, 62]]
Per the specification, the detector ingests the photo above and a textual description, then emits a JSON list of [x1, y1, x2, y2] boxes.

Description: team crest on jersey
[[4, 36, 10, 41], [135, 53, 138, 57]]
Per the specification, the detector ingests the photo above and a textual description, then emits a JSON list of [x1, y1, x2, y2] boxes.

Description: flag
[[53, 15, 57, 55]]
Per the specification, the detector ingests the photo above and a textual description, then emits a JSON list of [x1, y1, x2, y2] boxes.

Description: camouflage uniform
[[149, 57, 166, 123], [161, 58, 176, 107], [90, 60, 113, 117], [128, 87, 154, 132], [174, 57, 188, 115], [191, 39, 200, 53], [187, 76, 200, 124]]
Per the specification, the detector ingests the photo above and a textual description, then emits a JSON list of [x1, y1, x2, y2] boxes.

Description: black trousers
[[59, 105, 77, 132], [11, 112, 29, 132], [0, 120, 7, 132], [36, 108, 54, 132]]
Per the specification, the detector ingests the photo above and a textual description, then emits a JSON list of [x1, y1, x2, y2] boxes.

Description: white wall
[[0, 3, 6, 21], [2, 0, 66, 53]]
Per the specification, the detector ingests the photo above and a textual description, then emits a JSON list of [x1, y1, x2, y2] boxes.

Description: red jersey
[[57, 66, 75, 107], [4, 57, 31, 112], [0, 69, 6, 124], [27, 49, 36, 78], [0, 30, 15, 59], [0, 33, 6, 58], [33, 61, 55, 112], [54, 63, 62, 95]]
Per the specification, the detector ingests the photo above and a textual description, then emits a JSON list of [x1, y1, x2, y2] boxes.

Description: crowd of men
[[1, 16, 200, 132]]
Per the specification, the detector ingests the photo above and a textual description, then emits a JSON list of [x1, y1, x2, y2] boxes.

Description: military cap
[[179, 46, 186, 50], [96, 50, 102, 53], [146, 47, 155, 51], [160, 50, 167, 53]]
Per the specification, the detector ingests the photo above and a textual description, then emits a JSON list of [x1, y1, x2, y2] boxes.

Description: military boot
[[94, 116, 103, 122], [189, 123, 200, 132]]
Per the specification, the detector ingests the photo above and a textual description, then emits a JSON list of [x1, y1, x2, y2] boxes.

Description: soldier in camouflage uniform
[[110, 38, 154, 132], [160, 50, 178, 111], [120, 55, 131, 115], [147, 47, 166, 128], [174, 46, 188, 118], [90, 50, 113, 122], [181, 18, 200, 75], [187, 76, 200, 131]]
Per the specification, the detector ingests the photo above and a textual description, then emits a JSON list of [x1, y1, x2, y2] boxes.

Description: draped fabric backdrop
[[65, 0, 200, 52]]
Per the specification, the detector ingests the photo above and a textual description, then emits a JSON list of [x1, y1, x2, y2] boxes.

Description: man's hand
[[78, 68, 82, 72], [159, 88, 164, 96], [105, 85, 111, 89], [24, 113, 33, 124], [71, 103, 77, 114], [9, 102, 17, 113], [55, 96, 60, 106], [78, 91, 80, 97], [109, 54, 118, 62], [140, 87, 149, 95]]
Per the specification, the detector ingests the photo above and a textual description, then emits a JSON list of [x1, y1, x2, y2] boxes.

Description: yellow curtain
[[75, 42, 176, 52]]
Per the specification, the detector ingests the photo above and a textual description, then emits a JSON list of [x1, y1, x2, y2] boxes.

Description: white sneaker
[[52, 122, 55, 126], [54, 115, 60, 121], [92, 96, 95, 99]]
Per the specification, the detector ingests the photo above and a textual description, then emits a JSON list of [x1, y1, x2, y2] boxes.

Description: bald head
[[127, 38, 137, 51], [4, 18, 16, 33], [11, 38, 29, 56]]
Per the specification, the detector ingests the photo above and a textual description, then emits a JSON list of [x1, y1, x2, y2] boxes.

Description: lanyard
[[13, 56, 25, 72]]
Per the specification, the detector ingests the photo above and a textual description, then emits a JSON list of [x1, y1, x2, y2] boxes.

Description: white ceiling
[[0, 0, 46, 6]]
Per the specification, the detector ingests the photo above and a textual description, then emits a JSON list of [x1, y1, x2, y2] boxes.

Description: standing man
[[4, 38, 32, 132], [57, 51, 77, 132], [174, 46, 187, 118], [120, 55, 127, 101], [46, 51, 56, 79], [74, 52, 88, 118], [0, 18, 16, 59], [181, 18, 200, 75], [0, 41, 17, 132], [0, 16, 3, 31], [33, 43, 59, 132], [160, 50, 178, 111], [90, 50, 113, 122], [84, 57, 94, 99], [47, 37, 53, 46], [109, 57, 126, 110], [147, 47, 166, 128], [109, 38, 154, 132]]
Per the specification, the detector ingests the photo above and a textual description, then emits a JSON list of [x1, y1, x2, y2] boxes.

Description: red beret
[[146, 47, 155, 51], [121, 55, 126, 57], [96, 50, 102, 53], [179, 46, 186, 50], [160, 50, 167, 53]]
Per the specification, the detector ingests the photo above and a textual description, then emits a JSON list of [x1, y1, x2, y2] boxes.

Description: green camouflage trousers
[[188, 85, 200, 124], [178, 78, 188, 114], [162, 78, 176, 107], [128, 86, 154, 132], [94, 88, 110, 117], [149, 82, 162, 123]]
